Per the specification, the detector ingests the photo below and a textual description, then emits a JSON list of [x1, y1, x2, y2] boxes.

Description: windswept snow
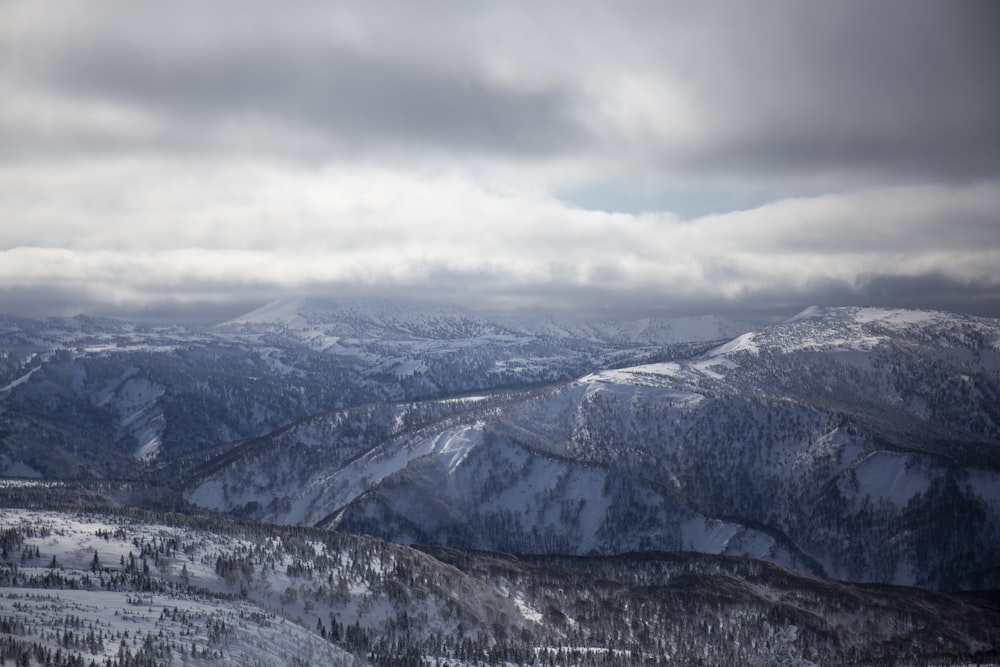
[[134, 431, 162, 461], [430, 425, 482, 474]]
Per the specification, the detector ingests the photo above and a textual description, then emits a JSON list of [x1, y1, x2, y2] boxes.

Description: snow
[[710, 331, 759, 356], [258, 424, 488, 525], [134, 432, 162, 461], [681, 517, 741, 552], [787, 306, 824, 321], [511, 593, 543, 623], [583, 353, 736, 395], [11, 300, 992, 602], [553, 469, 611, 552], [80, 343, 187, 355], [96, 376, 168, 461], [222, 296, 308, 327], [0, 509, 362, 666], [389, 358, 429, 377], [186, 479, 227, 508], [0, 456, 43, 477], [689, 357, 735, 379], [0, 366, 40, 392], [260, 347, 308, 375], [440, 393, 492, 405], [585, 361, 724, 390], [0, 479, 65, 489], [966, 469, 1000, 505], [430, 425, 482, 474], [788, 306, 942, 328], [762, 305, 993, 356], [851, 307, 942, 326], [584, 361, 681, 386], [498, 312, 753, 345], [854, 452, 931, 508]]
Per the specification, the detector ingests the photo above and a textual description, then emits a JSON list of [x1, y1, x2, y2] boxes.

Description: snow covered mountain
[[1, 504, 998, 666], [3, 301, 999, 591], [220, 296, 753, 347], [220, 296, 515, 341], [186, 306, 1000, 590], [4, 302, 1000, 664], [0, 298, 743, 478]]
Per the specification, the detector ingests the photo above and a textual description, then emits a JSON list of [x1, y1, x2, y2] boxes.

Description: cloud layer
[[2, 1, 999, 322]]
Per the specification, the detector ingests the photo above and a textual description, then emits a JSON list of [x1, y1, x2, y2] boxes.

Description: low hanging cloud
[[1, 1, 999, 322], [2, 160, 998, 320]]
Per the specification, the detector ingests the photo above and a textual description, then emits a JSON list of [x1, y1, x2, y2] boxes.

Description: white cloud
[[2, 155, 998, 317], [2, 1, 999, 319]]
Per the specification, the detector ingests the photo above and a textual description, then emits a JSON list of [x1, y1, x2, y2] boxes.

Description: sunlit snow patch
[[710, 331, 759, 356], [134, 431, 162, 461], [430, 425, 482, 474]]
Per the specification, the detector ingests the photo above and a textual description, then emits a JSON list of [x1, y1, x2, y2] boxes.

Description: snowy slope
[[1, 299, 740, 477], [494, 312, 755, 345], [223, 296, 753, 346], [0, 506, 544, 666], [4, 303, 999, 590], [187, 307, 1000, 590], [222, 296, 513, 340], [2, 506, 997, 666]]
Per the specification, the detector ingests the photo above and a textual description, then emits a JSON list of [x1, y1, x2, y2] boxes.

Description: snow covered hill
[[3, 302, 999, 590], [186, 307, 1000, 590], [2, 505, 998, 666], [0, 298, 742, 478], [220, 296, 515, 341], [220, 296, 753, 347], [4, 303, 1000, 663]]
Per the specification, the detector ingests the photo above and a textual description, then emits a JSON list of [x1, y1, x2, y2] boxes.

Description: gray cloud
[[1, 0, 999, 322], [0, 285, 262, 326], [616, 2, 1000, 184], [40, 44, 582, 158], [4, 2, 587, 162], [11, 1, 997, 179]]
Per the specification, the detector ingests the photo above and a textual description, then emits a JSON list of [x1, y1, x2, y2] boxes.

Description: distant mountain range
[[2, 299, 999, 593], [0, 297, 751, 475], [3, 298, 1000, 664]]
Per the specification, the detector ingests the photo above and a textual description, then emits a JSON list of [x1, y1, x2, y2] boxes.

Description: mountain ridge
[[184, 304, 1000, 589], [0, 297, 742, 479], [1, 503, 998, 666], [2, 301, 999, 590]]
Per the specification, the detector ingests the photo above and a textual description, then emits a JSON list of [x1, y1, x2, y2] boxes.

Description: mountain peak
[[218, 295, 507, 341], [786, 305, 826, 321], [221, 296, 308, 326]]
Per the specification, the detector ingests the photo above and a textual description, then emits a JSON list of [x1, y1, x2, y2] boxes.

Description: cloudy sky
[[2, 1, 999, 323]]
